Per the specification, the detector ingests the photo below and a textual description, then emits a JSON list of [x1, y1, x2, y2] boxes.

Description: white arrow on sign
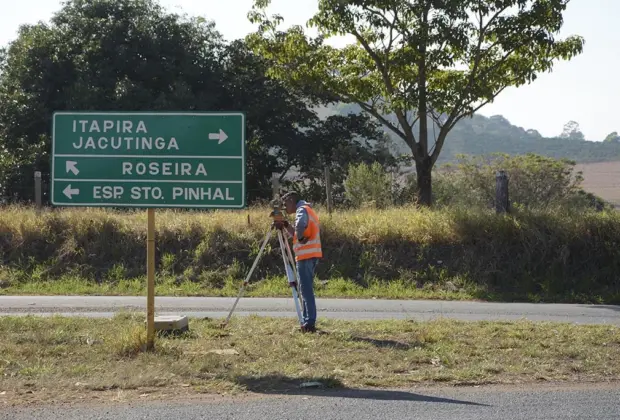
[[208, 129, 228, 144], [66, 161, 79, 175], [63, 185, 80, 199]]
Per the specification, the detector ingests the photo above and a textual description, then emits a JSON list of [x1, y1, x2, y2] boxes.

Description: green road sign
[[51, 112, 245, 208]]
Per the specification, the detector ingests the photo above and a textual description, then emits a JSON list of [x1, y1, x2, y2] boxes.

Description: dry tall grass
[[1, 204, 620, 302]]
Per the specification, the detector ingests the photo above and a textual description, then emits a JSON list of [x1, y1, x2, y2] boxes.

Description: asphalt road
[[0, 296, 619, 324], [2, 383, 619, 420]]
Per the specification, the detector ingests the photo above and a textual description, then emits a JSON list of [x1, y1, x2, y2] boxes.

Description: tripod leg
[[282, 229, 302, 296], [282, 234, 304, 309], [222, 227, 273, 327], [277, 230, 304, 326], [282, 230, 297, 274]]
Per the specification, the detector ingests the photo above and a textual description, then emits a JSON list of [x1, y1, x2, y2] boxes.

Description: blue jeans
[[296, 257, 318, 326]]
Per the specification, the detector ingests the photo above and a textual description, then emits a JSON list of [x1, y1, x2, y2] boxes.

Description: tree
[[219, 40, 391, 201], [247, 0, 584, 206], [0, 0, 226, 202], [218, 39, 318, 201], [604, 131, 619, 143], [0, 0, 386, 204], [560, 120, 585, 141]]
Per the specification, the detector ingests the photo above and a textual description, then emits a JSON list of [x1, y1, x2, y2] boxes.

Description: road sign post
[[146, 208, 155, 350], [51, 112, 246, 350]]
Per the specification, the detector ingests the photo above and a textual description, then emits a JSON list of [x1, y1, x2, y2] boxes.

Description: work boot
[[300, 324, 316, 333]]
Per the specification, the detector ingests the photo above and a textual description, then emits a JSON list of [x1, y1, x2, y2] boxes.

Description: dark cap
[[281, 191, 300, 202]]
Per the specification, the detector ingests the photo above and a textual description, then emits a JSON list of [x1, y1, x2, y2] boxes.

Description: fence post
[[34, 171, 42, 213], [324, 165, 333, 215], [495, 170, 509, 214], [271, 173, 280, 201]]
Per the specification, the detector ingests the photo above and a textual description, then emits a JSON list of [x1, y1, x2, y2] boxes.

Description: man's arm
[[295, 206, 308, 241]]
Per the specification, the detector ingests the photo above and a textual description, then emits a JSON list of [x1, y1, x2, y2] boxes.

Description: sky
[[0, 0, 617, 141]]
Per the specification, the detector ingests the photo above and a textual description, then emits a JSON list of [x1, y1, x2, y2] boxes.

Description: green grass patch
[[0, 275, 475, 300], [0, 315, 619, 405], [1, 205, 620, 303]]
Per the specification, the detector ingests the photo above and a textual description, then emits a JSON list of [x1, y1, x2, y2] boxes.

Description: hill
[[320, 103, 620, 164]]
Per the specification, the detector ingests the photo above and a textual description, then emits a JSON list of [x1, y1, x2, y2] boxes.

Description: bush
[[426, 153, 607, 211], [344, 162, 394, 208]]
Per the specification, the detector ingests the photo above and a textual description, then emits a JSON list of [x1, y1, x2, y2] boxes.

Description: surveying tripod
[[222, 206, 304, 328]]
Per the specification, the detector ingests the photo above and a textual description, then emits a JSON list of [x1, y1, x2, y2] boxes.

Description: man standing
[[280, 191, 322, 333]]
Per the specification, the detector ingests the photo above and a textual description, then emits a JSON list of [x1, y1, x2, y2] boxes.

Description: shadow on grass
[[233, 374, 489, 406], [349, 336, 415, 350]]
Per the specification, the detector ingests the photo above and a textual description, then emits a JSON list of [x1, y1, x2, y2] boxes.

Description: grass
[[0, 315, 619, 405], [1, 204, 620, 303], [0, 275, 473, 300]]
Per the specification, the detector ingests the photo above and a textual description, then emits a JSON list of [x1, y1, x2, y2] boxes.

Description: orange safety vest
[[292, 205, 323, 261]]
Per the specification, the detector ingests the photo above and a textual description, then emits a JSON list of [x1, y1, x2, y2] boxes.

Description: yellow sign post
[[49, 111, 247, 350], [146, 208, 156, 350]]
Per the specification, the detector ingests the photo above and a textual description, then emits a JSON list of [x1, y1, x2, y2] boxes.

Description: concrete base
[[152, 315, 189, 335]]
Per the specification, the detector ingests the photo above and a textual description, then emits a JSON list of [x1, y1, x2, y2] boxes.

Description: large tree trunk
[[414, 6, 431, 207], [415, 158, 432, 206]]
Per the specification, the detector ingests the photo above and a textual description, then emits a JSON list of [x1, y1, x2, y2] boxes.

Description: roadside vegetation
[[1, 154, 618, 304], [0, 0, 615, 304], [0, 315, 618, 405]]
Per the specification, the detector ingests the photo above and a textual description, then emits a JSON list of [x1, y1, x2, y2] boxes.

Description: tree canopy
[[247, 0, 584, 205], [604, 132, 620, 143], [0, 0, 386, 203], [0, 0, 225, 201]]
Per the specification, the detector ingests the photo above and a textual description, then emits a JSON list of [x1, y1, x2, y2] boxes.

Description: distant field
[[577, 161, 620, 207]]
